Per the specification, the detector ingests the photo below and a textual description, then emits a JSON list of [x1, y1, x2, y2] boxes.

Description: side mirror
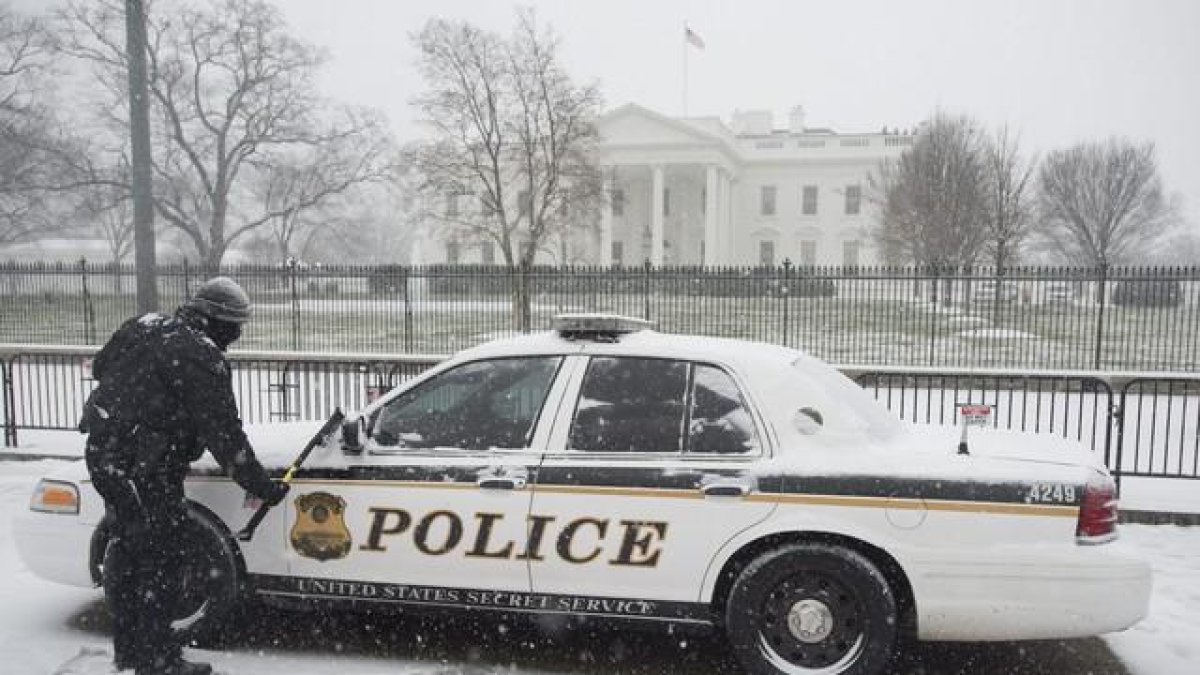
[[341, 415, 364, 455]]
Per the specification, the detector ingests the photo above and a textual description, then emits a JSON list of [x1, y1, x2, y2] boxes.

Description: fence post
[[1094, 262, 1108, 370], [79, 257, 96, 344], [927, 265, 938, 366], [642, 259, 652, 322], [287, 257, 300, 351], [182, 258, 191, 299], [781, 258, 792, 346], [1, 358, 15, 447], [402, 266, 413, 353]]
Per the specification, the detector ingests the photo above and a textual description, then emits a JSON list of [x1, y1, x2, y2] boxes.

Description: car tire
[[724, 543, 896, 675], [101, 505, 249, 648]]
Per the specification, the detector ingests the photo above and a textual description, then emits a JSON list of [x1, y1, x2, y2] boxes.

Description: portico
[[598, 106, 741, 266]]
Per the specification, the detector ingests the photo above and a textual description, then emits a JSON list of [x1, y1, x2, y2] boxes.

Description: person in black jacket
[[82, 277, 288, 675]]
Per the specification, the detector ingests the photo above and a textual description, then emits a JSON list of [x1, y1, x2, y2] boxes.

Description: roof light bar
[[553, 313, 653, 337]]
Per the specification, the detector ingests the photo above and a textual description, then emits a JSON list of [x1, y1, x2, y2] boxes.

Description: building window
[[800, 240, 817, 266], [700, 186, 707, 214], [446, 240, 460, 264], [802, 185, 818, 215], [844, 185, 861, 215], [760, 186, 777, 216], [611, 241, 624, 265], [843, 240, 860, 267], [612, 189, 625, 217], [759, 241, 775, 266], [481, 241, 495, 265], [520, 240, 534, 260], [663, 188, 671, 216], [445, 192, 459, 218]]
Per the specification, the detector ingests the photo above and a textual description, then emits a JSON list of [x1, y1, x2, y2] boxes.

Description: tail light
[[1076, 472, 1118, 544]]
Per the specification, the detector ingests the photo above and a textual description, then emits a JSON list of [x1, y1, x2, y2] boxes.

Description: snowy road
[[3, 459, 1197, 675]]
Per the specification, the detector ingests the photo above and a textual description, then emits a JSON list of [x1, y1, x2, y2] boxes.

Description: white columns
[[600, 171, 614, 266], [650, 165, 665, 266], [722, 172, 735, 264], [704, 165, 718, 267]]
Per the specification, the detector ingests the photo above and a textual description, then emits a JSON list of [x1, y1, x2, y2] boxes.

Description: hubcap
[[787, 598, 834, 643]]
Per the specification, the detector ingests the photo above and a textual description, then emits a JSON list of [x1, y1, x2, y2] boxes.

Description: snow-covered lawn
[[2, 451, 1198, 674]]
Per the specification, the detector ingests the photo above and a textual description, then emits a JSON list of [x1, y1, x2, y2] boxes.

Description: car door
[[280, 355, 566, 601], [529, 353, 777, 615]]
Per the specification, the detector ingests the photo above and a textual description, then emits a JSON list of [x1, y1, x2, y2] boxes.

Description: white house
[[597, 103, 913, 267], [417, 103, 915, 267]]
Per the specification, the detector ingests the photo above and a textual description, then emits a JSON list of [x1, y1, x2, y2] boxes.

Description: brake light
[[1076, 472, 1118, 544]]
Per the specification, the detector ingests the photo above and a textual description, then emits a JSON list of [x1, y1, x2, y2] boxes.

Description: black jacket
[[83, 310, 276, 498]]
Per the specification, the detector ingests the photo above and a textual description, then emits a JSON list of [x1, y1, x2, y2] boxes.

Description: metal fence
[[3, 347, 1197, 488], [2, 260, 1199, 370]]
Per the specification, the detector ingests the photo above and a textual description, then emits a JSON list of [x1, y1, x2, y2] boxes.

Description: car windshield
[[788, 355, 902, 442]]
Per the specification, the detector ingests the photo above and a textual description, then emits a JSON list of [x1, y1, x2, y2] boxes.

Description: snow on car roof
[[455, 328, 804, 369]]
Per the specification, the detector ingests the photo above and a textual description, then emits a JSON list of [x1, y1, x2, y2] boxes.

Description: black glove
[[263, 480, 290, 507]]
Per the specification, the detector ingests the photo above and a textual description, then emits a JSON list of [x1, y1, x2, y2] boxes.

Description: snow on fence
[[2, 346, 1197, 488]]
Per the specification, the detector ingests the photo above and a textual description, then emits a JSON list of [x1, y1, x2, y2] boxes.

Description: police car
[[14, 315, 1151, 675]]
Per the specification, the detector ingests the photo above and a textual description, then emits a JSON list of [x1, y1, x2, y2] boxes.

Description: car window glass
[[568, 357, 687, 453], [373, 357, 560, 451], [687, 364, 759, 454]]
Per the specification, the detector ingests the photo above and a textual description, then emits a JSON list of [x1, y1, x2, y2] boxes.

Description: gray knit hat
[[185, 276, 252, 324]]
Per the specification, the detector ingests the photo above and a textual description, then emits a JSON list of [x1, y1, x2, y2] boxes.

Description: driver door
[[283, 356, 566, 600]]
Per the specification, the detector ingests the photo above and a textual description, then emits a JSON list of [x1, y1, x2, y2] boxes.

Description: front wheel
[[101, 505, 248, 647], [725, 543, 897, 675]]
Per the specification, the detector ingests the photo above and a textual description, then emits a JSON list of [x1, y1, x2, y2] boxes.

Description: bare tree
[[0, 3, 70, 245], [1037, 138, 1173, 266], [871, 112, 990, 270], [62, 0, 395, 267], [981, 126, 1035, 271], [408, 9, 603, 329]]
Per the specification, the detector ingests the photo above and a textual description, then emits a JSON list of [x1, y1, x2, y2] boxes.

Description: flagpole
[[682, 21, 689, 117]]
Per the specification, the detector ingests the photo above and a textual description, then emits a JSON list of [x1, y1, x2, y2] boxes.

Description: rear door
[[529, 354, 777, 616], [276, 356, 566, 602]]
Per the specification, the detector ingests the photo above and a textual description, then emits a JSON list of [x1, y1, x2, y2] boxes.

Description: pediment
[[599, 103, 722, 147]]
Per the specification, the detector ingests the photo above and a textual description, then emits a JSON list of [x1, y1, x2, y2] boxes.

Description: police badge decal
[[290, 492, 352, 561]]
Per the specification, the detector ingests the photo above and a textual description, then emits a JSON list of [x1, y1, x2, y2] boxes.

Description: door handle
[[701, 482, 752, 498], [477, 476, 526, 490]]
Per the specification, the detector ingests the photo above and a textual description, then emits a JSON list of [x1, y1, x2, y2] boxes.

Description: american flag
[[685, 25, 705, 50]]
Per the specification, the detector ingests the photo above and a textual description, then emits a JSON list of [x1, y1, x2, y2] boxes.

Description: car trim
[[250, 573, 714, 624], [189, 473, 1078, 518]]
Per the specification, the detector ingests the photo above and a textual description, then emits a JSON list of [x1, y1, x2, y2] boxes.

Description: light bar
[[30, 479, 80, 515], [553, 313, 654, 336]]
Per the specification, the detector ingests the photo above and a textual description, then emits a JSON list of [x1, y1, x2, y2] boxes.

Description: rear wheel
[[101, 505, 248, 647], [725, 543, 896, 675]]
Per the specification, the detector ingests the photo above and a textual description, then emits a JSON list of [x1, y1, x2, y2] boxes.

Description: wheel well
[[88, 499, 248, 586], [710, 531, 918, 639]]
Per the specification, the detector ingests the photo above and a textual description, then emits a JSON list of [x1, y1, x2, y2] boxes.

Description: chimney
[[789, 105, 807, 134]]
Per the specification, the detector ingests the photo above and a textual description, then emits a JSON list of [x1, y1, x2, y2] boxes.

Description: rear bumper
[[910, 539, 1151, 641], [12, 509, 97, 588]]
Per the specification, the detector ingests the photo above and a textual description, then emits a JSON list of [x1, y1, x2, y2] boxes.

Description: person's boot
[[136, 657, 213, 675]]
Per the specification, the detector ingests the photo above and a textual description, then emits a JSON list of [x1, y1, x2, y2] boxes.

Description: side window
[[688, 365, 759, 454], [568, 357, 688, 453], [372, 357, 560, 451]]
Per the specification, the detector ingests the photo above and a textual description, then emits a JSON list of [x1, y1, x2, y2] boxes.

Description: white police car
[[14, 314, 1151, 675]]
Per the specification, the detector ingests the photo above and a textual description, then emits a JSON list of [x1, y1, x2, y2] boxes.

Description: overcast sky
[[273, 0, 1200, 229], [17, 0, 1200, 228]]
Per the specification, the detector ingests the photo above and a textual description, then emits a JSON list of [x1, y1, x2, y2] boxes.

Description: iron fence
[[3, 347, 1197, 489], [2, 260, 1199, 370]]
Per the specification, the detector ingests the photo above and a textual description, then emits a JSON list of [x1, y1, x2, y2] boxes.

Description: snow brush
[[236, 407, 346, 542]]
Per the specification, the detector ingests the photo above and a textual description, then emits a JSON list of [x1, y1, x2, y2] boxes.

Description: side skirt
[[250, 574, 714, 625]]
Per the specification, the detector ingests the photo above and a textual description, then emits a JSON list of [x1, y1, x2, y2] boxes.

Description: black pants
[[89, 444, 189, 671]]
